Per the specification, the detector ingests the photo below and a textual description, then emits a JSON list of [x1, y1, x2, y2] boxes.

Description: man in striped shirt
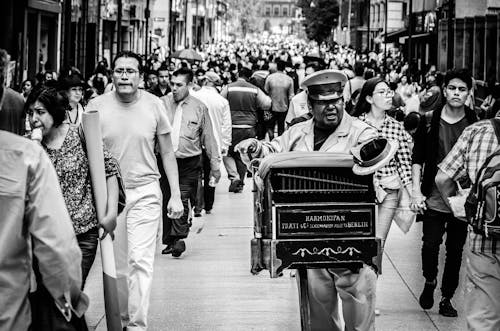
[[437, 119, 500, 330]]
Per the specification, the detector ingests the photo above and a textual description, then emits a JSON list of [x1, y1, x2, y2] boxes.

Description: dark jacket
[[412, 106, 478, 195]]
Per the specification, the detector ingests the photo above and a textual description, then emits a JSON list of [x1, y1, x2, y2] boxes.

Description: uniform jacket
[[256, 112, 378, 155], [0, 131, 86, 331]]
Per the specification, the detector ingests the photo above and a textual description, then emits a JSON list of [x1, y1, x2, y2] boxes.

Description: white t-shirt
[[87, 90, 172, 189]]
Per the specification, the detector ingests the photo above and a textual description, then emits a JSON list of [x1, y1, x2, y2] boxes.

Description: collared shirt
[[285, 90, 310, 127], [264, 71, 294, 113], [358, 113, 413, 187], [257, 112, 378, 156], [439, 119, 500, 254], [190, 86, 232, 154], [0, 130, 85, 331], [162, 93, 221, 170]]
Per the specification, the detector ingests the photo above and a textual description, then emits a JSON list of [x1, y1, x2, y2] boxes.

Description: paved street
[[85, 174, 468, 331]]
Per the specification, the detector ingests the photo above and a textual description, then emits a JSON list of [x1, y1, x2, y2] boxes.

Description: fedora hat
[[59, 74, 87, 90], [351, 138, 398, 176], [302, 69, 347, 101]]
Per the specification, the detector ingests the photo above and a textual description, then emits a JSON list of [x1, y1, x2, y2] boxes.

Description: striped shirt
[[439, 119, 500, 254], [358, 113, 413, 187]]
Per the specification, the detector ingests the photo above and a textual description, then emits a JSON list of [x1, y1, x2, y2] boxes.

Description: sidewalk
[[84, 175, 467, 330]]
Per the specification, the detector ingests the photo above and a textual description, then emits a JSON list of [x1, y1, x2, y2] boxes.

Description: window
[[274, 6, 280, 17], [282, 6, 288, 17], [265, 6, 271, 16]]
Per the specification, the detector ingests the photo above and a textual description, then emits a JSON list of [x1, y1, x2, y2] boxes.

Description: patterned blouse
[[43, 126, 119, 235], [358, 113, 413, 187]]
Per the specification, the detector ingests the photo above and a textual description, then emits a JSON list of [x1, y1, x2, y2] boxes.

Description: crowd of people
[[0, 34, 499, 331]]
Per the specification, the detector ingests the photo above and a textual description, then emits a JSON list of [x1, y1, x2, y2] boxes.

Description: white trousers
[[114, 181, 162, 331]]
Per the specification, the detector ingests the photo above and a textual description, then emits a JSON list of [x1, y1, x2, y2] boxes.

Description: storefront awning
[[384, 29, 408, 43], [398, 33, 432, 43]]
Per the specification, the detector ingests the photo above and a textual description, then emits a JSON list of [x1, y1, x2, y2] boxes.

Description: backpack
[[464, 118, 500, 238]]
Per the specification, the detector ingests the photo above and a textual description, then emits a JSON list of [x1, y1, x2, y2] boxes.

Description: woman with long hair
[[353, 77, 413, 249]]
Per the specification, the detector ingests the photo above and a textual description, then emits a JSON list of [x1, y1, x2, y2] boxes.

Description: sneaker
[[205, 209, 212, 214], [375, 309, 381, 316], [194, 211, 202, 217], [172, 240, 186, 258], [419, 279, 437, 310], [439, 297, 458, 317]]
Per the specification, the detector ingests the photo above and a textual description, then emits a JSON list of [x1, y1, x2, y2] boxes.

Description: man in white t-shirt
[[87, 51, 183, 331]]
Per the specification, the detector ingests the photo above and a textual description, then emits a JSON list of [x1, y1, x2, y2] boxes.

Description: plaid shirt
[[439, 119, 500, 254], [358, 114, 413, 186]]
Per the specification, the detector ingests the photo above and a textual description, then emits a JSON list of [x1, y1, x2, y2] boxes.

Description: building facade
[[257, 0, 298, 35]]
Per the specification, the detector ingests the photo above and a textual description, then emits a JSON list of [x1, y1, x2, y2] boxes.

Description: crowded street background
[[1, 28, 500, 331]]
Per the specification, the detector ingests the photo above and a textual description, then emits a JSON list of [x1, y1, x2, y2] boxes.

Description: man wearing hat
[[190, 71, 232, 215], [236, 69, 379, 331]]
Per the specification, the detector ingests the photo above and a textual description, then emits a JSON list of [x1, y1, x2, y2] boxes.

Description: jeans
[[421, 208, 468, 298], [465, 246, 500, 330], [76, 227, 99, 289], [159, 155, 200, 245], [114, 181, 162, 330], [300, 266, 377, 331], [377, 188, 399, 250], [224, 127, 255, 182], [195, 149, 215, 212]]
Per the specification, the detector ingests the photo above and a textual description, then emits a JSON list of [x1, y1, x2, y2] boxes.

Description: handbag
[[393, 188, 416, 233]]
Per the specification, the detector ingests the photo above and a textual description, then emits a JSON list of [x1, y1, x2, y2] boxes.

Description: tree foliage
[[227, 0, 262, 37], [297, 0, 340, 43]]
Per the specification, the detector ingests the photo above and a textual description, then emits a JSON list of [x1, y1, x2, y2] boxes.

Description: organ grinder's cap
[[302, 69, 347, 101]]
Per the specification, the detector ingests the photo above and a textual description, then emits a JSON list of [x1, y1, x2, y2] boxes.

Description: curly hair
[[25, 87, 70, 127]]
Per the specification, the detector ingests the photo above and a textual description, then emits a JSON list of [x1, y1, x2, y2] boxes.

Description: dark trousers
[[266, 111, 287, 140], [195, 149, 215, 212], [76, 227, 99, 289], [158, 155, 201, 246], [421, 209, 468, 298], [227, 127, 256, 182]]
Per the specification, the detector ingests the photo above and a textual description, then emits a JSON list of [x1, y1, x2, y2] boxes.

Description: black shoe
[[439, 297, 458, 317], [194, 211, 202, 217], [205, 209, 212, 214], [229, 179, 240, 192], [161, 245, 174, 255], [228, 179, 241, 192], [419, 279, 437, 310], [172, 240, 186, 257]]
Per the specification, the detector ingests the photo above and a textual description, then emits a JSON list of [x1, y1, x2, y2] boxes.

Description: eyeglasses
[[373, 90, 395, 97], [113, 68, 139, 76]]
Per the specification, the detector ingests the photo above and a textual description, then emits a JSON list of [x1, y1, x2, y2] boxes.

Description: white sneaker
[[375, 309, 381, 316]]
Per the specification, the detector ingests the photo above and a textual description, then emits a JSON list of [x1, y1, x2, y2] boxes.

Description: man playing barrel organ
[[236, 69, 381, 330]]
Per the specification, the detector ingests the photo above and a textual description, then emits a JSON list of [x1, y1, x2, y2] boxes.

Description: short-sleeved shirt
[[426, 117, 470, 212], [44, 126, 119, 234], [439, 119, 500, 254], [87, 90, 172, 189]]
